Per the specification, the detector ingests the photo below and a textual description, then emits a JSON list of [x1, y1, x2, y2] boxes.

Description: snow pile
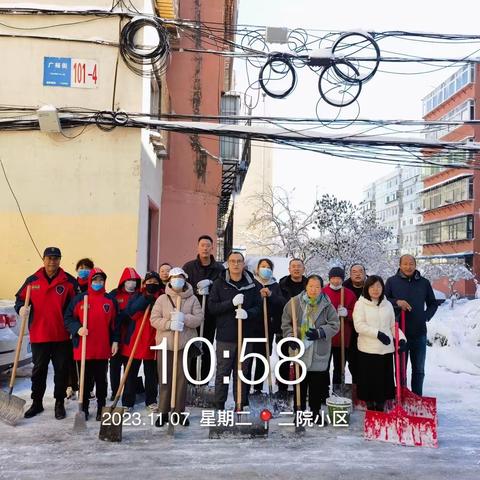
[[427, 299, 480, 375]]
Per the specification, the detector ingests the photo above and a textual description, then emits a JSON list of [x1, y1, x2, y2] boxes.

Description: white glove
[[111, 342, 119, 356], [170, 319, 184, 332], [338, 306, 348, 317], [197, 279, 212, 295], [19, 305, 31, 318], [170, 311, 185, 323], [232, 293, 244, 306], [235, 308, 248, 320]]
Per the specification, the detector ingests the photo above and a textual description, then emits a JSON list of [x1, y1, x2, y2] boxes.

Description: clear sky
[[233, 0, 480, 211]]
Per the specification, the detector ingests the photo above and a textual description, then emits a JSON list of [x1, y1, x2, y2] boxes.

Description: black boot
[[366, 401, 375, 411], [96, 408, 103, 421], [54, 400, 66, 420], [375, 401, 385, 412], [24, 401, 44, 419], [311, 410, 322, 425], [155, 413, 168, 427]]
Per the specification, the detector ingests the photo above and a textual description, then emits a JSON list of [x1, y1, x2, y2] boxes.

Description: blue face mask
[[78, 269, 90, 280], [259, 267, 273, 281], [170, 278, 185, 290], [91, 282, 104, 291]]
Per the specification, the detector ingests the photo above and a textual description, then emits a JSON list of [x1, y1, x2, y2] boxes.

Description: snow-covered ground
[[0, 302, 479, 480]]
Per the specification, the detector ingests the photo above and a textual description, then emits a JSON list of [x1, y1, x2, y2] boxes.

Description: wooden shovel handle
[[9, 285, 31, 391], [263, 295, 273, 392], [170, 296, 181, 411], [78, 295, 88, 406], [340, 287, 345, 380], [112, 305, 151, 408], [290, 296, 302, 410]]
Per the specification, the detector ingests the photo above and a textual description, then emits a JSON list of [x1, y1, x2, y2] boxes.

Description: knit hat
[[144, 271, 161, 283], [328, 267, 345, 280]]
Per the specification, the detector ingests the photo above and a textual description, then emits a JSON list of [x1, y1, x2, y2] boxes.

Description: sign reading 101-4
[[43, 56, 98, 89]]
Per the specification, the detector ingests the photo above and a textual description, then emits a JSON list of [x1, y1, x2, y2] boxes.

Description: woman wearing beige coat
[[150, 267, 203, 426]]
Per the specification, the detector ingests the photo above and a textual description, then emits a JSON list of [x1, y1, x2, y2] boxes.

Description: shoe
[[96, 408, 102, 421], [125, 406, 134, 414], [146, 403, 158, 413], [155, 413, 168, 427], [24, 401, 44, 419], [182, 416, 190, 427], [54, 400, 66, 420], [89, 391, 96, 400], [83, 409, 90, 421]]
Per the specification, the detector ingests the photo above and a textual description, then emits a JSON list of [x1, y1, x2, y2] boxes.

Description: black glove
[[306, 327, 326, 341], [398, 339, 408, 353], [377, 331, 391, 345]]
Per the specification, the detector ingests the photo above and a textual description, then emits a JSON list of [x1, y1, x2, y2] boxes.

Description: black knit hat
[[144, 271, 161, 283], [328, 267, 345, 280]]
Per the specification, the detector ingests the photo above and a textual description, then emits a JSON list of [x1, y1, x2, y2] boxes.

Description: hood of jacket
[[87, 268, 107, 295], [117, 267, 141, 289]]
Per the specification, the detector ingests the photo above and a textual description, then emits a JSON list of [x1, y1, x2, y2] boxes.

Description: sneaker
[[155, 413, 168, 427], [24, 401, 44, 419], [54, 400, 66, 420], [146, 403, 158, 413]]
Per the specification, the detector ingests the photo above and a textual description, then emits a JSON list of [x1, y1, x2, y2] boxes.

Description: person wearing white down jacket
[[353, 275, 406, 412]]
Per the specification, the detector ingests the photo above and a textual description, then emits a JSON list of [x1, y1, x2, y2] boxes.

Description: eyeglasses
[[228, 260, 244, 265]]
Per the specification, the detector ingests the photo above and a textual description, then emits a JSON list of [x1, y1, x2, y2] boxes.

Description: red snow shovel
[[363, 315, 438, 448], [399, 311, 437, 421], [0, 285, 30, 425]]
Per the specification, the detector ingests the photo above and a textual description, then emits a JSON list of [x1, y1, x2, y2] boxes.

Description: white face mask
[[124, 280, 137, 293], [330, 283, 342, 291]]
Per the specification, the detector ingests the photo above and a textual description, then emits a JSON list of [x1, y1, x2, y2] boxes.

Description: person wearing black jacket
[[208, 251, 262, 409], [343, 263, 367, 385], [183, 235, 224, 380], [249, 258, 286, 395], [384, 255, 438, 396], [279, 258, 308, 299]]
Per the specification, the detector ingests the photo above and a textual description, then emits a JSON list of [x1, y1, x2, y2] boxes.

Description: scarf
[[299, 293, 322, 347]]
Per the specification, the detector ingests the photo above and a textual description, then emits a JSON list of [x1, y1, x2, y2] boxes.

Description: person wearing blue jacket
[[384, 255, 438, 396]]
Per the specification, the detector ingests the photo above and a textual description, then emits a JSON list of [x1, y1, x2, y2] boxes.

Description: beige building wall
[[233, 139, 274, 255], [0, 1, 165, 298]]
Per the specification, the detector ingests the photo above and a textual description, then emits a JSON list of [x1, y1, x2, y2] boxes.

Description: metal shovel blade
[[98, 406, 125, 442], [209, 410, 269, 439], [0, 391, 26, 426], [248, 393, 281, 418], [72, 410, 87, 433]]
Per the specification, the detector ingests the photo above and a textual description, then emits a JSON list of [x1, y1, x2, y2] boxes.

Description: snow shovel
[[186, 294, 215, 407], [399, 310, 437, 420], [290, 296, 305, 435], [333, 288, 353, 399], [209, 304, 269, 439], [73, 295, 88, 433], [0, 285, 30, 426], [99, 305, 151, 442], [167, 296, 182, 437], [363, 316, 438, 448], [249, 295, 280, 417]]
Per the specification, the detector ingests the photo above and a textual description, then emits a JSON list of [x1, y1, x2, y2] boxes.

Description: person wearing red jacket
[[108, 267, 142, 400], [323, 267, 357, 392], [64, 268, 120, 421], [14, 247, 78, 420], [121, 271, 162, 412]]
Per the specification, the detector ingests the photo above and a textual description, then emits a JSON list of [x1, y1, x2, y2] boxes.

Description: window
[[422, 176, 473, 211], [147, 201, 160, 271], [425, 99, 475, 140], [420, 215, 474, 244]]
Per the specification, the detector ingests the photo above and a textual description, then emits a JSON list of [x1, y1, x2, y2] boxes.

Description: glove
[[232, 293, 244, 306], [19, 305, 31, 318], [398, 339, 408, 353], [337, 306, 348, 317], [197, 279, 212, 296], [377, 331, 391, 345], [111, 342, 119, 356], [170, 319, 184, 332], [235, 308, 248, 320], [306, 327, 326, 341]]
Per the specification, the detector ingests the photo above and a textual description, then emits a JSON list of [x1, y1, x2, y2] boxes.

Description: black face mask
[[146, 284, 160, 294]]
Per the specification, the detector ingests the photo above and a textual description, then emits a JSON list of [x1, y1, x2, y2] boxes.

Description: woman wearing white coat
[[353, 275, 406, 412]]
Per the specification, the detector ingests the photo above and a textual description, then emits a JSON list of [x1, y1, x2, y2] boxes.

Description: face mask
[[170, 278, 185, 290], [91, 282, 104, 292], [146, 283, 160, 294], [330, 284, 342, 291], [124, 280, 137, 293], [259, 268, 273, 281], [78, 269, 90, 280]]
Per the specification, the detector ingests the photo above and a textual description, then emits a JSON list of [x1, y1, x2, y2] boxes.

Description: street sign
[[43, 57, 98, 88]]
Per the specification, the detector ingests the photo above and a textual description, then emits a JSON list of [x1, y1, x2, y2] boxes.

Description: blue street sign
[[43, 57, 72, 87]]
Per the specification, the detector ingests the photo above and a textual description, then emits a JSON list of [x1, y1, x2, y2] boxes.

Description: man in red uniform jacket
[[323, 267, 357, 392], [15, 247, 78, 420], [64, 268, 120, 421]]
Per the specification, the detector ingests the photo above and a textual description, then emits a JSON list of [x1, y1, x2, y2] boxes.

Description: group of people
[[14, 236, 438, 426]]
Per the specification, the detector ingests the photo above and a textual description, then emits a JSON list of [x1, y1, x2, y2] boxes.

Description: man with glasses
[[208, 251, 262, 410]]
